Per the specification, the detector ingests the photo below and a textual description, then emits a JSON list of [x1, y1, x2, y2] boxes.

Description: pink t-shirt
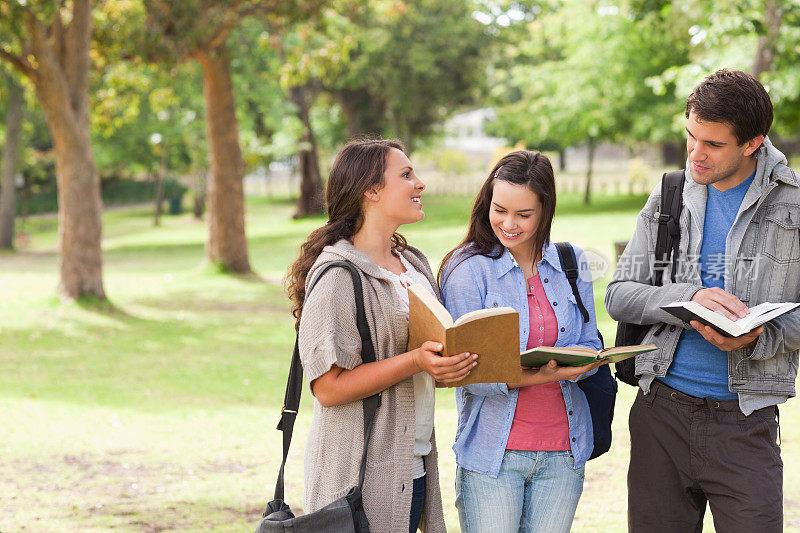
[[506, 273, 571, 451]]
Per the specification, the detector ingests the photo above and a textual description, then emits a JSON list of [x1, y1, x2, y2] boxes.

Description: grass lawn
[[2, 193, 799, 532]]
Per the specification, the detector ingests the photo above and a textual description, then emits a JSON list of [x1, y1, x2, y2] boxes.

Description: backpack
[[613, 170, 685, 386], [554, 241, 617, 460]]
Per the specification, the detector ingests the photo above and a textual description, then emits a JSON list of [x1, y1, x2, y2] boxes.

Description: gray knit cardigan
[[298, 239, 446, 533]]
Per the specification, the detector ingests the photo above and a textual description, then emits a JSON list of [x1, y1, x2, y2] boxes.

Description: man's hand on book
[[691, 288, 749, 321], [690, 321, 763, 351], [411, 341, 478, 383]]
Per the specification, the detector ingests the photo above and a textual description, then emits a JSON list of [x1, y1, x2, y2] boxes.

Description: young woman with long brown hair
[[287, 139, 475, 532], [439, 150, 604, 532]]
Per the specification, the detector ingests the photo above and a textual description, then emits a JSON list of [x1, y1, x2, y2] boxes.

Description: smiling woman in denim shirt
[[438, 150, 604, 533]]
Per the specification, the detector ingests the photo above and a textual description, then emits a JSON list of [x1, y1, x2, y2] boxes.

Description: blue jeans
[[455, 450, 584, 533], [409, 474, 426, 532]]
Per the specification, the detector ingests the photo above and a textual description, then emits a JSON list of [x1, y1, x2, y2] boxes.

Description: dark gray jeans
[[628, 380, 783, 533]]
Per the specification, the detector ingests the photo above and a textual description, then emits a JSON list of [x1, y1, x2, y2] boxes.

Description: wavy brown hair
[[438, 150, 556, 285], [287, 139, 407, 324]]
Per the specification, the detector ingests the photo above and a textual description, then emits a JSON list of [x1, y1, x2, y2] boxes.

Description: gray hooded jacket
[[606, 137, 800, 415]]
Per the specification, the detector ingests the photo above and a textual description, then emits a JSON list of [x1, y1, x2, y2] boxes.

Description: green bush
[[434, 149, 471, 176], [14, 176, 189, 216]]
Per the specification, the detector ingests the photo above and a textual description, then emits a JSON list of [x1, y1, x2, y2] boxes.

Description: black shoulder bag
[[614, 170, 685, 386], [555, 241, 617, 460], [256, 261, 380, 533]]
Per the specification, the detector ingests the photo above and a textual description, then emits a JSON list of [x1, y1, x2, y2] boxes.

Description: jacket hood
[[756, 135, 794, 188]]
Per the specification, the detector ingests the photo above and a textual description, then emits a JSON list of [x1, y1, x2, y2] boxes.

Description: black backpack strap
[[555, 242, 589, 323], [652, 170, 685, 286], [273, 260, 380, 501]]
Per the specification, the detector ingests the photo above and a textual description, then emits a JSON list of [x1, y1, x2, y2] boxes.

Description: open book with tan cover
[[406, 284, 522, 387]]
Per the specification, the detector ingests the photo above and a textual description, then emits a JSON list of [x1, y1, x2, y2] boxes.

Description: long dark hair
[[287, 139, 407, 324], [438, 150, 556, 285]]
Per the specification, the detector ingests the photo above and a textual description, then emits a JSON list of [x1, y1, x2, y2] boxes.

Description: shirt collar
[[493, 247, 517, 278], [493, 240, 563, 279], [540, 241, 564, 273]]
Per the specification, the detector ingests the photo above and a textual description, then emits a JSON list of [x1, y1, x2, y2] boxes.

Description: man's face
[[686, 110, 761, 191]]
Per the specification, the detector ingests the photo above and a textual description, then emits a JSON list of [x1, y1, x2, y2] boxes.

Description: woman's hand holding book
[[509, 359, 606, 388], [411, 341, 478, 383]]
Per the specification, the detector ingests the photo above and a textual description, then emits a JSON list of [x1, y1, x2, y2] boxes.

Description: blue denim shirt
[[440, 242, 602, 477]]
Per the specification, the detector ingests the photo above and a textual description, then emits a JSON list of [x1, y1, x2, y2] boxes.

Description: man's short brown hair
[[685, 69, 773, 145]]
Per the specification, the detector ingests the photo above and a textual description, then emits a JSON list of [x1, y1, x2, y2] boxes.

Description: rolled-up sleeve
[[441, 257, 511, 397], [298, 267, 363, 384]]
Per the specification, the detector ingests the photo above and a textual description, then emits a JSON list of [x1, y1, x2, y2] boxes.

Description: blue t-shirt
[[660, 170, 755, 399]]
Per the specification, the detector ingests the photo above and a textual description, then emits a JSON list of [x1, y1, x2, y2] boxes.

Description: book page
[[601, 351, 642, 364], [408, 284, 453, 328], [598, 344, 658, 357], [526, 346, 599, 357], [747, 302, 786, 317], [453, 306, 516, 327], [741, 302, 800, 330]]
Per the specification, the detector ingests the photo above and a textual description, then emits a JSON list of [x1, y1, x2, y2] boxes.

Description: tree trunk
[[290, 84, 324, 218], [558, 148, 566, 171], [196, 43, 251, 274], [27, 1, 106, 299], [0, 76, 24, 250], [772, 136, 800, 159], [153, 147, 168, 226], [335, 89, 365, 140], [752, 0, 782, 79], [334, 88, 386, 141], [661, 140, 685, 167], [193, 169, 206, 220], [402, 129, 415, 155], [584, 139, 595, 205], [389, 108, 415, 154], [37, 93, 105, 299], [153, 172, 164, 226]]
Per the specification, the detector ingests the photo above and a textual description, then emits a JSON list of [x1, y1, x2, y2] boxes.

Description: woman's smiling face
[[368, 147, 426, 225], [488, 179, 543, 255]]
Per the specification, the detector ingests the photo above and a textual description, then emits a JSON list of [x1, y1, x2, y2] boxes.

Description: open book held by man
[[661, 300, 800, 338]]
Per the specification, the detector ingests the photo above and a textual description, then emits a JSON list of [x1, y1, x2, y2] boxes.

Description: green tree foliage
[[648, 0, 800, 142], [229, 20, 299, 170], [136, 0, 324, 272], [366, 0, 487, 151], [285, 0, 488, 152], [490, 1, 692, 152], [488, 1, 693, 201]]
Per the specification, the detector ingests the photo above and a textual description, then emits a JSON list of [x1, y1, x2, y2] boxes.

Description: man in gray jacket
[[606, 69, 799, 532]]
